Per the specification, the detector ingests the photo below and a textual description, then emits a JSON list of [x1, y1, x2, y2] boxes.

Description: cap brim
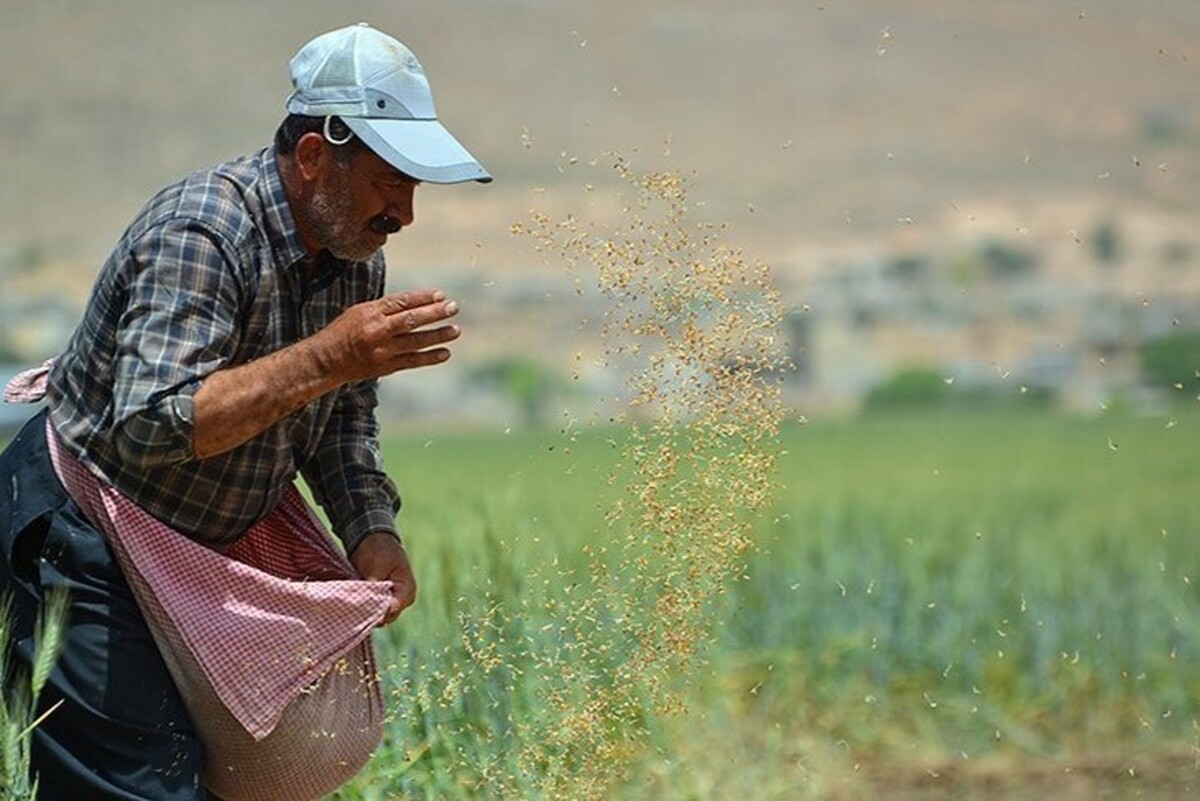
[[342, 117, 492, 184]]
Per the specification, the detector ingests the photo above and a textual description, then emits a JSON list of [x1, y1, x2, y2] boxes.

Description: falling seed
[[506, 153, 790, 793]]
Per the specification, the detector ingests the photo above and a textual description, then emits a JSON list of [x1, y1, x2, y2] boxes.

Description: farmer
[[0, 22, 488, 799]]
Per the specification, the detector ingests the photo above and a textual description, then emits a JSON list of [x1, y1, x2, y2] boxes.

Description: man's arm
[[300, 380, 414, 625], [197, 288, 455, 625], [191, 289, 459, 459]]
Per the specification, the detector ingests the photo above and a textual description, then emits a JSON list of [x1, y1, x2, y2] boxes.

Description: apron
[[7, 362, 393, 801]]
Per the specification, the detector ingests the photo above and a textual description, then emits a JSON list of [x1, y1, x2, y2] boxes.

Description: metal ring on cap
[[322, 115, 354, 146]]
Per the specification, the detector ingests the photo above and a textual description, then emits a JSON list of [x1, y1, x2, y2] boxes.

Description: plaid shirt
[[46, 147, 400, 553]]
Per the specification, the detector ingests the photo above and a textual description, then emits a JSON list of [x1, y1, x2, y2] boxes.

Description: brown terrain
[[2, 0, 1197, 280], [2, 2, 1198, 411], [4, 1, 1198, 417]]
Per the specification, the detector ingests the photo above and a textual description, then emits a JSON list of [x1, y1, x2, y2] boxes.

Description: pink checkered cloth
[[7, 365, 395, 800], [2, 360, 55, 403]]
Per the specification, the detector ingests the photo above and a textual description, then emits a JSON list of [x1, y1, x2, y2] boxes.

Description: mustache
[[369, 214, 403, 235]]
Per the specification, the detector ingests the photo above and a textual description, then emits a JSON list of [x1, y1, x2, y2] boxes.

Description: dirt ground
[[861, 748, 1199, 801]]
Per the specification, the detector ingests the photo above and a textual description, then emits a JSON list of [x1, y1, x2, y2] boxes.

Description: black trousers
[[0, 412, 207, 800]]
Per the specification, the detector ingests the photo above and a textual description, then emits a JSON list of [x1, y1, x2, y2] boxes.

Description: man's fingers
[[391, 347, 453, 370], [378, 289, 446, 315], [333, 292, 461, 381], [381, 599, 402, 626], [397, 324, 460, 368], [402, 324, 460, 349], [383, 300, 459, 336]]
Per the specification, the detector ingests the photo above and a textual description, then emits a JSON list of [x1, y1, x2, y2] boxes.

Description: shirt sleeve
[[110, 220, 243, 469], [300, 378, 402, 555]]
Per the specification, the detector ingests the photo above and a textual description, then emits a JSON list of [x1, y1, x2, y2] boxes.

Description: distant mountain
[[2, 0, 1196, 280]]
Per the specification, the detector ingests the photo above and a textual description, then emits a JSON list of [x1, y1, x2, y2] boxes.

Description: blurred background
[[2, 0, 1198, 432], [4, 6, 1199, 798]]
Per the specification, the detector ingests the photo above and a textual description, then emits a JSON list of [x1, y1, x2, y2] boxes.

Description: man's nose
[[387, 183, 417, 227]]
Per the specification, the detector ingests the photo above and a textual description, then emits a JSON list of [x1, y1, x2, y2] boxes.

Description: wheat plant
[[0, 588, 68, 800]]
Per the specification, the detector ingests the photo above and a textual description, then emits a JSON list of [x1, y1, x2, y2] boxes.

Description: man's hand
[[315, 289, 461, 386], [349, 532, 417, 626]]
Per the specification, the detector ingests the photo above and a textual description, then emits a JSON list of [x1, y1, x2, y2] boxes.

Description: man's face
[[307, 147, 419, 262]]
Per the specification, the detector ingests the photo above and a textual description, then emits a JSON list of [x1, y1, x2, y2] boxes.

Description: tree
[[1091, 220, 1123, 267], [864, 367, 951, 410], [1140, 331, 1200, 395], [980, 240, 1038, 281], [468, 357, 567, 427]]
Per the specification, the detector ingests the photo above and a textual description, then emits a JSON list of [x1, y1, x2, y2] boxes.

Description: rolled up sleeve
[[110, 222, 242, 469]]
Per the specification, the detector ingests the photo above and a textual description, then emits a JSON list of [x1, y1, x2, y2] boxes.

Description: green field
[[3, 409, 1196, 798], [329, 408, 1200, 800]]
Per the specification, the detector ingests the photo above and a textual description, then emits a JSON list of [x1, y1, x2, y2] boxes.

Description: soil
[[861, 748, 1199, 801]]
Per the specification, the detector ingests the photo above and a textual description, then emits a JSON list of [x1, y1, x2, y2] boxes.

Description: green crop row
[[333, 409, 1200, 799], [4, 408, 1195, 798]]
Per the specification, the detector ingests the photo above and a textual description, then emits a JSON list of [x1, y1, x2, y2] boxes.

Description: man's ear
[[293, 132, 330, 182]]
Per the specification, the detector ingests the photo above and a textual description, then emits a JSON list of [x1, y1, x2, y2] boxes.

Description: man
[[0, 22, 489, 799]]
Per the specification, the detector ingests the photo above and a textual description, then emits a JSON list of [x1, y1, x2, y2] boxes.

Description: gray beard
[[307, 177, 381, 262]]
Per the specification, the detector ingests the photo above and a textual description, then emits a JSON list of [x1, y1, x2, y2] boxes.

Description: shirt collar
[[257, 146, 311, 271]]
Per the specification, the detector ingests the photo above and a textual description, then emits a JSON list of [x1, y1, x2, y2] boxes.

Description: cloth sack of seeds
[[46, 416, 391, 801]]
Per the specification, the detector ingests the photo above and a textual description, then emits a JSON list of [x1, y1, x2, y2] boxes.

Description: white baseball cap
[[286, 23, 491, 184]]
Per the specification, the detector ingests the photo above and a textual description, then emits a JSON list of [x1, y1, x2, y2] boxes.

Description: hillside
[[2, 0, 1196, 276], [2, 1, 1198, 420]]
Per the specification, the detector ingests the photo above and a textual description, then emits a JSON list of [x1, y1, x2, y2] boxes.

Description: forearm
[[192, 336, 339, 458], [192, 288, 458, 459]]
